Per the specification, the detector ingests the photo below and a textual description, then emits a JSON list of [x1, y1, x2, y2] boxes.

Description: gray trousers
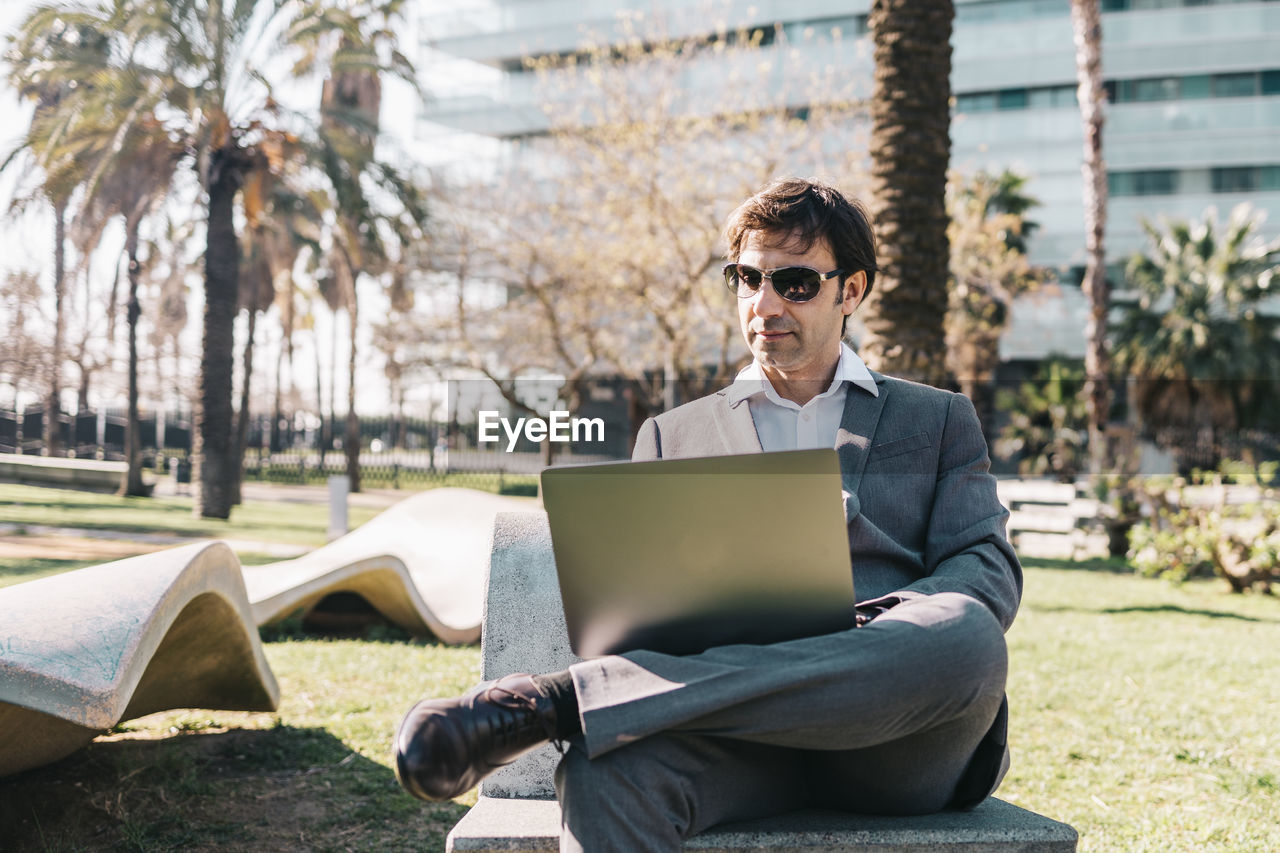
[[555, 592, 1008, 852]]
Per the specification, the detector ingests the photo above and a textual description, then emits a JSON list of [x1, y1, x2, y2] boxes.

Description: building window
[[1135, 77, 1180, 102], [998, 89, 1029, 110], [1181, 75, 1211, 100], [787, 14, 868, 41], [1212, 166, 1280, 193], [1028, 85, 1078, 109], [1102, 0, 1274, 10], [1107, 69, 1279, 104], [956, 92, 998, 113], [1213, 167, 1257, 192], [1212, 72, 1259, 98], [957, 66, 1277, 116], [1110, 170, 1179, 196]]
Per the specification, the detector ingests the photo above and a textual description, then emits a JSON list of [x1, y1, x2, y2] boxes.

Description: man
[[395, 178, 1021, 851]]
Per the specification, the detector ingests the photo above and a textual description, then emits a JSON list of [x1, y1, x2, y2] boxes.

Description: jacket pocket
[[869, 432, 932, 460]]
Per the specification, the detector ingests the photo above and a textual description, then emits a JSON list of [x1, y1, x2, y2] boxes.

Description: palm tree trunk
[[345, 300, 361, 493], [315, 323, 326, 475], [271, 341, 284, 452], [328, 310, 338, 459], [121, 216, 148, 496], [861, 0, 955, 389], [231, 305, 258, 505], [195, 146, 242, 519], [45, 199, 67, 456], [1071, 0, 1113, 477]]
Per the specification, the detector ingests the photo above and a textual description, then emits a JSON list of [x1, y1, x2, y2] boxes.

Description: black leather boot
[[394, 673, 559, 802]]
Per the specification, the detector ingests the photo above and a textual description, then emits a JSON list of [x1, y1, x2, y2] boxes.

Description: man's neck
[[760, 361, 839, 407]]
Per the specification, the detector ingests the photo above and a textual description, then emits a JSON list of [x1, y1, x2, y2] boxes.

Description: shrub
[[1127, 462, 1279, 593]]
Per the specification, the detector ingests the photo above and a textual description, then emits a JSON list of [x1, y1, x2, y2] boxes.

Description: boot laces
[[484, 681, 567, 757]]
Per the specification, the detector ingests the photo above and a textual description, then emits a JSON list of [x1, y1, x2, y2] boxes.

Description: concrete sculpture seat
[[244, 488, 536, 643], [0, 541, 278, 778], [447, 512, 1079, 852], [0, 487, 532, 777]]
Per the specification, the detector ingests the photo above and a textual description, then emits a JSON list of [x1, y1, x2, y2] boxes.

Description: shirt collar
[[726, 342, 879, 406]]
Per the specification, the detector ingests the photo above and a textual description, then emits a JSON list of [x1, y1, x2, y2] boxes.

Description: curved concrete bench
[[244, 488, 537, 643], [0, 541, 278, 778], [0, 488, 536, 777]]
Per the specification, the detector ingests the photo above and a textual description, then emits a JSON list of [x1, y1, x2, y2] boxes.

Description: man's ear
[[841, 271, 867, 315]]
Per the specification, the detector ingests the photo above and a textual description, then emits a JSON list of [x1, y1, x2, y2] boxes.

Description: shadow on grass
[[259, 592, 483, 648], [1101, 604, 1275, 623], [0, 724, 468, 852], [1031, 603, 1274, 623]]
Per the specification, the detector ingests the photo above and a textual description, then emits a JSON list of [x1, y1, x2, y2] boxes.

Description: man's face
[[736, 230, 864, 393]]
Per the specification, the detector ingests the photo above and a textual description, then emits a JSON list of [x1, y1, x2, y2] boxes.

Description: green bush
[[1127, 462, 1279, 593], [994, 358, 1087, 483]]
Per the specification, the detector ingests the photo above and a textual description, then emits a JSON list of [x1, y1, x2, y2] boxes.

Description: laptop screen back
[[541, 449, 855, 657]]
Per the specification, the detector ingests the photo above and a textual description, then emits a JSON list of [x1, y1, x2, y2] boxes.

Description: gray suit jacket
[[631, 370, 1022, 808]]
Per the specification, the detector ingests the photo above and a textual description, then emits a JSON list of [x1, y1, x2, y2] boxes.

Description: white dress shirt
[[725, 342, 879, 452]]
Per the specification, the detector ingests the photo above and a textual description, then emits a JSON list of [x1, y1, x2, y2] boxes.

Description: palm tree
[[945, 170, 1041, 443], [300, 0, 427, 492], [8, 0, 419, 517], [1113, 206, 1280, 471], [1069, 0, 1113, 476], [230, 173, 318, 504], [860, 0, 954, 388], [68, 97, 185, 495], [2, 7, 114, 456]]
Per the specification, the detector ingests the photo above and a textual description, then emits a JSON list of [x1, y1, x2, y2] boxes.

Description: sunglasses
[[722, 263, 845, 303]]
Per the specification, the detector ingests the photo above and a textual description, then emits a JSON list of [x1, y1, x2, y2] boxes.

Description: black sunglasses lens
[[770, 268, 822, 302], [726, 264, 764, 291], [726, 265, 824, 301]]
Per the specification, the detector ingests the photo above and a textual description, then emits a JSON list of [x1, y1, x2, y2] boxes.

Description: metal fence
[[1, 407, 627, 495]]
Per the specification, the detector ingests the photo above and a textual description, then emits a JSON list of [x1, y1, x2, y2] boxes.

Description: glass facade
[[1110, 170, 1181, 196], [958, 68, 1280, 114], [417, 0, 1280, 274]]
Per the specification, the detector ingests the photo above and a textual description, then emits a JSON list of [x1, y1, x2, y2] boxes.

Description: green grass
[[0, 637, 480, 852], [0, 551, 286, 590], [0, 555, 87, 588], [1, 560, 1276, 850], [1007, 559, 1280, 851], [0, 482, 381, 545]]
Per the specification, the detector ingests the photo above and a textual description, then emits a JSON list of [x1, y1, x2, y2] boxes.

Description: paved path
[[153, 478, 413, 510], [0, 523, 310, 558]]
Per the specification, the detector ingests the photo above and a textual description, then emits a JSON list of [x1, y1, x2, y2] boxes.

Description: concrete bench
[[447, 512, 1078, 851], [0, 542, 278, 777], [0, 453, 130, 492], [244, 488, 534, 644], [997, 479, 1103, 560], [0, 489, 532, 777]]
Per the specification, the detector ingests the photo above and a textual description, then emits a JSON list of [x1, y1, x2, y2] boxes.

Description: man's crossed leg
[[396, 592, 1007, 849]]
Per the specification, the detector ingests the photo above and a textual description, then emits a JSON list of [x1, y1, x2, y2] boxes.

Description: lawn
[[1003, 561, 1280, 851], [0, 483, 383, 545], [0, 482, 383, 589], [1, 553, 1277, 849]]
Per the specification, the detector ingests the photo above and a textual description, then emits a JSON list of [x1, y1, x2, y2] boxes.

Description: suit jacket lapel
[[837, 373, 888, 521], [712, 392, 764, 453]]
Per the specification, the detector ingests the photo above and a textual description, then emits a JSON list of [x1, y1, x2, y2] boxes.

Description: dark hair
[[725, 178, 878, 333]]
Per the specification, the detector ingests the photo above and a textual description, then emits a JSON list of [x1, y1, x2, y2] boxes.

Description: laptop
[[540, 449, 855, 658]]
